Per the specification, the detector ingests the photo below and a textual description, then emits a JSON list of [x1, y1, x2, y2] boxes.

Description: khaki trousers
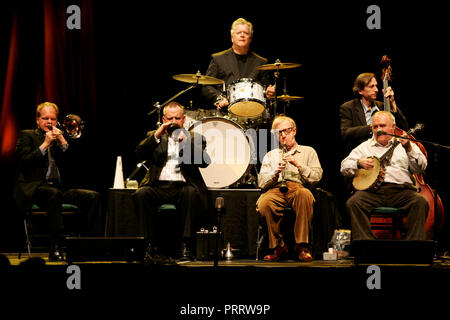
[[256, 181, 315, 248]]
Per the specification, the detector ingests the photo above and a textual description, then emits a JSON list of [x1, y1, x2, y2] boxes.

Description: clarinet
[[279, 144, 288, 193]]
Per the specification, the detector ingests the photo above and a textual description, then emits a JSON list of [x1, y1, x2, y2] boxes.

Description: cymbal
[[173, 72, 224, 85], [256, 62, 301, 71], [272, 94, 304, 102]]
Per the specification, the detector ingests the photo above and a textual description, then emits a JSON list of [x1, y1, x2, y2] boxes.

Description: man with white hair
[[257, 116, 323, 262], [341, 111, 428, 240]]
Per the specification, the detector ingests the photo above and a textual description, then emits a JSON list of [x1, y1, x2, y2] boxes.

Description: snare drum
[[228, 78, 266, 119], [189, 117, 251, 188]]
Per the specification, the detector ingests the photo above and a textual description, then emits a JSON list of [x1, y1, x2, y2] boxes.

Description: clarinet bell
[[279, 182, 288, 193]]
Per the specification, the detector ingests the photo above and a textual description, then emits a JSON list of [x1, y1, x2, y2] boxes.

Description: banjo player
[[340, 111, 429, 241]]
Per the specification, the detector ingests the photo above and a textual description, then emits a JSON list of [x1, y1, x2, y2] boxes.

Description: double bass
[[375, 55, 445, 239]]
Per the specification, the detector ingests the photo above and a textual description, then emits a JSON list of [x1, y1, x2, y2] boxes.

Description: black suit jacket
[[13, 129, 68, 212], [340, 98, 408, 155], [202, 48, 270, 104], [136, 130, 210, 198]]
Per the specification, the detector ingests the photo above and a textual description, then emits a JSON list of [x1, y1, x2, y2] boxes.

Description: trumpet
[[47, 114, 84, 139], [62, 114, 84, 139], [279, 144, 288, 193]]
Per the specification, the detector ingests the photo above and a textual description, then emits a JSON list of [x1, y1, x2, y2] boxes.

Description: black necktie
[[47, 146, 60, 183]]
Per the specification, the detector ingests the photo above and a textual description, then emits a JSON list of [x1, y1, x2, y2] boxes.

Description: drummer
[[202, 17, 276, 110]]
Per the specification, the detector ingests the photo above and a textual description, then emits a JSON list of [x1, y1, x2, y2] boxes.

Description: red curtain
[[0, 0, 96, 160], [0, 11, 19, 158]]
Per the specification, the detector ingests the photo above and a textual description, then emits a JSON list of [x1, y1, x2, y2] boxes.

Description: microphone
[[376, 130, 388, 136], [215, 196, 224, 213]]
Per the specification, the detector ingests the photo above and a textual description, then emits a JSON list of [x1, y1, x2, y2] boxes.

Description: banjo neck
[[378, 138, 399, 165]]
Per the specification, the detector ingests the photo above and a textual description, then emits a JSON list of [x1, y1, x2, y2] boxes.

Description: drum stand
[[272, 59, 281, 116], [148, 80, 200, 127]]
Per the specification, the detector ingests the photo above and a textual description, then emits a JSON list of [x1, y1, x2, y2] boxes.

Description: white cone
[[113, 156, 124, 189]]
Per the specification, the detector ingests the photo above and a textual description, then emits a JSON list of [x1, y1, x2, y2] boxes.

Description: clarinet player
[[256, 116, 323, 262]]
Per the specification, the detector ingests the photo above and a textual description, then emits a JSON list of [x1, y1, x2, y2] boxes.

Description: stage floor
[[2, 251, 450, 314], [5, 251, 450, 268]]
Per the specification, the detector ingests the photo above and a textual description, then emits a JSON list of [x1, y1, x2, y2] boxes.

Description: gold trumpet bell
[[63, 114, 84, 139]]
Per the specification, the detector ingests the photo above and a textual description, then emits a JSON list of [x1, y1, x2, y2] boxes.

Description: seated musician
[[256, 116, 323, 261], [340, 111, 428, 240], [133, 101, 210, 264], [14, 102, 101, 261]]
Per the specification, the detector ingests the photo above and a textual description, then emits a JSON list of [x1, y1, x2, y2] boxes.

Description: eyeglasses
[[273, 127, 295, 136]]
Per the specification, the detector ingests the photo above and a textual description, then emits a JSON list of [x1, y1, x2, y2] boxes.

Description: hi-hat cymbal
[[256, 62, 301, 71], [173, 72, 224, 85], [271, 94, 304, 102]]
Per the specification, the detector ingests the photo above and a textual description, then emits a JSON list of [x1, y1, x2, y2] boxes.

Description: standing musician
[[202, 17, 276, 110], [256, 116, 323, 261], [133, 101, 210, 263], [340, 72, 408, 156], [341, 111, 428, 240], [13, 102, 101, 261]]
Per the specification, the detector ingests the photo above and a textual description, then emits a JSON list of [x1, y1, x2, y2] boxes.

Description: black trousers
[[346, 184, 429, 240], [133, 181, 205, 244], [32, 184, 102, 239]]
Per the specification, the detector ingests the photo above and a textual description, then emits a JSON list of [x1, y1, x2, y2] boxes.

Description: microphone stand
[[381, 132, 450, 241], [379, 132, 450, 151], [213, 198, 225, 268], [126, 161, 148, 182]]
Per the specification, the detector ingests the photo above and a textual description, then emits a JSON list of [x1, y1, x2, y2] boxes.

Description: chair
[[155, 204, 179, 255], [20, 203, 80, 258], [157, 203, 177, 213], [370, 206, 407, 239]]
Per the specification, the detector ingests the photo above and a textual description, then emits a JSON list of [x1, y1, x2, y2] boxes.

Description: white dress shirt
[[155, 135, 186, 182], [341, 137, 427, 185]]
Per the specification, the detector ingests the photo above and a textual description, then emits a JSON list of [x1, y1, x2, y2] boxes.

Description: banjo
[[352, 123, 424, 191], [352, 140, 399, 191]]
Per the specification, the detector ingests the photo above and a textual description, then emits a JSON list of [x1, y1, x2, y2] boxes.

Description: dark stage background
[[1, 1, 449, 251]]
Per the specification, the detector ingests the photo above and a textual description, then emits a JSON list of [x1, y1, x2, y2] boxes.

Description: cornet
[[47, 114, 84, 139]]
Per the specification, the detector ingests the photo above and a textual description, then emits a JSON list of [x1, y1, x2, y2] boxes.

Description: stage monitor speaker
[[65, 237, 145, 263], [352, 240, 435, 265]]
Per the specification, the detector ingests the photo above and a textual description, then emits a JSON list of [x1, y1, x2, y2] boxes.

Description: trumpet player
[[13, 102, 101, 261], [257, 116, 323, 262]]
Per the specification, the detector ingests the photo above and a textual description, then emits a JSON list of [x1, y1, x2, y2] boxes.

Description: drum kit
[[148, 61, 302, 189]]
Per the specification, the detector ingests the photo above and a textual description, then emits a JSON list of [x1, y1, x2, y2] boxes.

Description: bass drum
[[189, 117, 251, 188]]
